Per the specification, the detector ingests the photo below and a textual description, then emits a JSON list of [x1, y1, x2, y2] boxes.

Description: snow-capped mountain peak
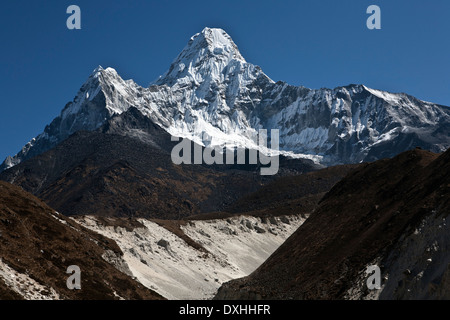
[[197, 27, 246, 62], [62, 65, 142, 120], [154, 27, 248, 87], [1, 27, 450, 172]]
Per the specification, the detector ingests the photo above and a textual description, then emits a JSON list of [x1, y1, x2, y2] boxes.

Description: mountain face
[[0, 107, 319, 219], [0, 136, 351, 299], [215, 148, 450, 300], [1, 27, 449, 172]]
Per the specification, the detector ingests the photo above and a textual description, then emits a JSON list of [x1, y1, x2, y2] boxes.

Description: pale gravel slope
[[76, 214, 304, 300]]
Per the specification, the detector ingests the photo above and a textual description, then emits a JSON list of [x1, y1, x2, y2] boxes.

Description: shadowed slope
[[216, 148, 450, 299]]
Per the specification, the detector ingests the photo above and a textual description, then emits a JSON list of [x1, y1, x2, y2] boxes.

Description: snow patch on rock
[[0, 258, 60, 300]]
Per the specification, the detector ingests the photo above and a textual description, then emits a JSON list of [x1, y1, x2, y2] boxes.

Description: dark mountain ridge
[[0, 107, 319, 219], [215, 147, 450, 299]]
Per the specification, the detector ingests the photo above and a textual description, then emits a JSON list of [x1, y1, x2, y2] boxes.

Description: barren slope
[[0, 181, 163, 300]]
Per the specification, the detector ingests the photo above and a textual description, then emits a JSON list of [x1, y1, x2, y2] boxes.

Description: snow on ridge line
[[74, 214, 305, 300], [362, 85, 402, 104]]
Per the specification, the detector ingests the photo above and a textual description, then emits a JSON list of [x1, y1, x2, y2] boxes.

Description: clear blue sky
[[1, 0, 449, 162]]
